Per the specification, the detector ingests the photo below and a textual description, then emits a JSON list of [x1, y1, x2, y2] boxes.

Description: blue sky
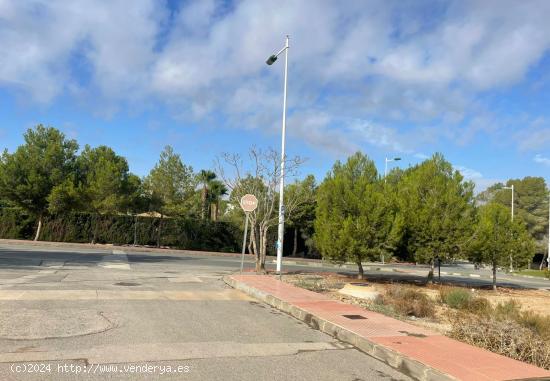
[[0, 0, 549, 192]]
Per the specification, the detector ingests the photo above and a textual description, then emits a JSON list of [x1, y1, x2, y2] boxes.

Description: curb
[[510, 273, 550, 281], [224, 275, 456, 381], [0, 238, 245, 259]]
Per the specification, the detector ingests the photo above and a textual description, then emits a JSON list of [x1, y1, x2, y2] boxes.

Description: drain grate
[[342, 314, 367, 320], [114, 282, 140, 287]]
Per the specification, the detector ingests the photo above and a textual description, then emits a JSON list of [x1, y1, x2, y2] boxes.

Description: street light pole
[[384, 157, 401, 184], [382, 157, 401, 264], [266, 35, 289, 274], [547, 193, 550, 271], [503, 184, 515, 271]]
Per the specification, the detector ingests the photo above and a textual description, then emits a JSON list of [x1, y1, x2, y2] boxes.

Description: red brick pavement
[[230, 275, 550, 381]]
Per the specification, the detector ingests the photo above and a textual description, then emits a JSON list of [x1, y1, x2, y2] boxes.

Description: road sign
[[240, 194, 258, 212], [239, 194, 257, 274]]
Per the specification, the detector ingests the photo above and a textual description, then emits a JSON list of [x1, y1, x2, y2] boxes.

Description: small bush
[[440, 287, 492, 315], [384, 286, 435, 318], [440, 288, 472, 309], [373, 294, 385, 305], [494, 299, 522, 321], [467, 297, 492, 315], [517, 310, 550, 340], [295, 278, 328, 292]]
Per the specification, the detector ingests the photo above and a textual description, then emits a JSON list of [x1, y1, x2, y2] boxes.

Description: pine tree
[[468, 203, 535, 290], [0, 125, 78, 240], [314, 152, 398, 278], [396, 153, 475, 281]]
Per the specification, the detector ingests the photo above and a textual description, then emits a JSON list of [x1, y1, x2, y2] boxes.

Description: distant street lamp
[[266, 35, 289, 274], [503, 184, 514, 271], [547, 193, 550, 271], [381, 157, 401, 265], [384, 157, 401, 184]]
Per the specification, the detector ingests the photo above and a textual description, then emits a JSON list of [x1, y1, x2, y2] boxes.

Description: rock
[[338, 283, 381, 300]]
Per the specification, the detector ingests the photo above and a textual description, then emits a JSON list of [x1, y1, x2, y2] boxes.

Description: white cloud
[[455, 165, 500, 193], [413, 153, 430, 160], [348, 119, 411, 153], [518, 127, 550, 151], [455, 165, 483, 180], [0, 0, 550, 153], [534, 154, 550, 166], [288, 112, 359, 156]]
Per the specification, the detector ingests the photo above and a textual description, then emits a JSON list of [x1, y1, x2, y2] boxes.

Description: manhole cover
[[343, 314, 367, 320], [114, 282, 140, 286]]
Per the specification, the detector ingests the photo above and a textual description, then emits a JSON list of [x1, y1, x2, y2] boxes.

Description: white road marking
[[98, 250, 131, 270], [168, 276, 203, 283]]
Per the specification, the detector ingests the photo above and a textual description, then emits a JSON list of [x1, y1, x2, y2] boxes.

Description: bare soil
[[281, 272, 550, 334]]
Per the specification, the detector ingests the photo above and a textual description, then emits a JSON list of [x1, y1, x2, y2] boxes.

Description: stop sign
[[240, 194, 258, 212]]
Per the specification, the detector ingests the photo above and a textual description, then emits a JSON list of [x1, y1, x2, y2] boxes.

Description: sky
[[0, 0, 549, 192]]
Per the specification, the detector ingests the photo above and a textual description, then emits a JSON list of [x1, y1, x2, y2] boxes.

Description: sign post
[[239, 194, 258, 274]]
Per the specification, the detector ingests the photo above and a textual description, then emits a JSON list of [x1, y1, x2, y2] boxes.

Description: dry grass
[[450, 315, 550, 370], [283, 273, 550, 369], [379, 285, 436, 318]]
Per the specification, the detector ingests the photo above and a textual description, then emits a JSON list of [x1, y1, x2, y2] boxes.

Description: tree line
[[0, 125, 548, 288], [0, 125, 227, 244], [313, 152, 546, 289]]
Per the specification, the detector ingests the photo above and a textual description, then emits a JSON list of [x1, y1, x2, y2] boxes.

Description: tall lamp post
[[384, 157, 401, 184], [381, 157, 401, 264], [503, 184, 514, 271], [547, 192, 550, 271], [266, 35, 289, 274]]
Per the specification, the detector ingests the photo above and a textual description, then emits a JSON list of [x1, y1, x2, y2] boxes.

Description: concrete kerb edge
[[223, 275, 457, 381]]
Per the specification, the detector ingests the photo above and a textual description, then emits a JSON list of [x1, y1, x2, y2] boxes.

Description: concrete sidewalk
[[225, 274, 550, 381]]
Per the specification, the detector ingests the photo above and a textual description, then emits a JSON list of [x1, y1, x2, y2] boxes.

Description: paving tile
[[372, 335, 550, 380], [231, 275, 550, 381]]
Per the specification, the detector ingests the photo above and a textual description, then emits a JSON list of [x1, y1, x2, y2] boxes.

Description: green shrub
[[440, 288, 472, 309], [494, 299, 522, 321], [385, 286, 435, 318], [440, 287, 492, 315], [0, 208, 35, 239], [0, 209, 240, 252], [466, 297, 492, 315], [517, 310, 550, 340]]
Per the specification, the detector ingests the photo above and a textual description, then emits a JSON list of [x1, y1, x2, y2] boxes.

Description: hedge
[[0, 208, 240, 253]]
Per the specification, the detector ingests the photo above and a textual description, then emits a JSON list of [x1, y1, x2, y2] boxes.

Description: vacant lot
[[283, 272, 550, 370]]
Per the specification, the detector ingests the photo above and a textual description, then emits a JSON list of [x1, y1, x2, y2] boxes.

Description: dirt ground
[[282, 272, 550, 319], [281, 272, 550, 371]]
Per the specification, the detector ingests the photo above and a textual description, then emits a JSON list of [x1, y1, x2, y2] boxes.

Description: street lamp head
[[386, 157, 401, 162], [266, 55, 277, 65]]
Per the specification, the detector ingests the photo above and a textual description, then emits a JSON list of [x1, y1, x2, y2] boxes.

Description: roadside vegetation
[[284, 273, 550, 370], [313, 152, 546, 286], [0, 125, 548, 278], [519, 269, 550, 278]]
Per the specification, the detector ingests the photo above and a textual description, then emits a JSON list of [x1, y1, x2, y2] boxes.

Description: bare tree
[[217, 147, 304, 273]]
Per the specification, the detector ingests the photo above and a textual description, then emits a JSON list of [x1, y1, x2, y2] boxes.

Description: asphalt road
[[0, 244, 411, 381]]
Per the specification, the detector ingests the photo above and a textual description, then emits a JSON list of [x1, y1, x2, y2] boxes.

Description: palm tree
[[197, 170, 216, 219], [208, 180, 228, 221]]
